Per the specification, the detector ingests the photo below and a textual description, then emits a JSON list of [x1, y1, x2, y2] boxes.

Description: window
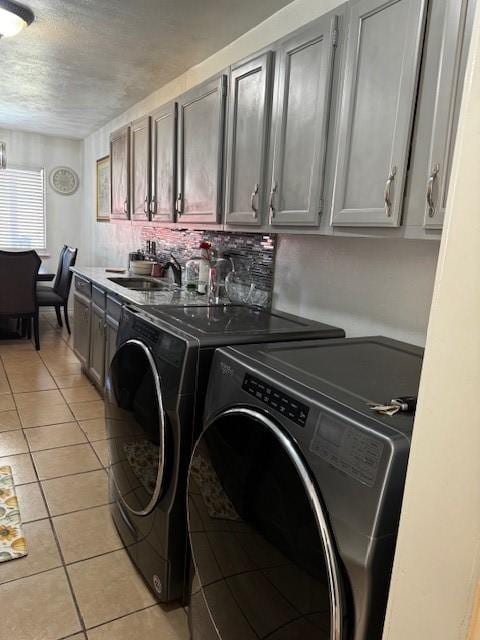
[[0, 166, 46, 250]]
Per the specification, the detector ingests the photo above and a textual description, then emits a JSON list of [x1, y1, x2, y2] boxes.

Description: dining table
[[38, 264, 55, 282]]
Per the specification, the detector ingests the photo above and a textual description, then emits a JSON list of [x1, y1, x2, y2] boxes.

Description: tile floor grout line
[[21, 419, 81, 432], [29, 439, 109, 462], [26, 429, 90, 637], [60, 544, 128, 570], [32, 497, 112, 520], [35, 464, 106, 483], [0, 553, 64, 589], [82, 602, 162, 633]]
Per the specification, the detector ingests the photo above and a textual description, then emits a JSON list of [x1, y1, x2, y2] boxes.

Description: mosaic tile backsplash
[[140, 227, 277, 300]]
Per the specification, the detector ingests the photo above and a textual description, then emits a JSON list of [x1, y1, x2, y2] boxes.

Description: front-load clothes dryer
[[187, 337, 424, 640], [105, 304, 345, 603]]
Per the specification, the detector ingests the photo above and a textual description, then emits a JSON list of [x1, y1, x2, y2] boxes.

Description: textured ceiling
[[0, 0, 293, 138]]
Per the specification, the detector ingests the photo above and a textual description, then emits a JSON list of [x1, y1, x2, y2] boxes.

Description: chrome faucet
[[163, 254, 182, 287]]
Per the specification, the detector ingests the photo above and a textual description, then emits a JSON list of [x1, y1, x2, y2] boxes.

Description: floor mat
[[0, 465, 27, 562]]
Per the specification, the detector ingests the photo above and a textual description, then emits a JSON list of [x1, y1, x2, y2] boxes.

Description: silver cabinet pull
[[144, 197, 149, 216], [269, 182, 277, 219], [250, 183, 259, 214], [176, 192, 183, 215], [384, 166, 397, 217], [123, 199, 128, 215], [426, 164, 440, 218]]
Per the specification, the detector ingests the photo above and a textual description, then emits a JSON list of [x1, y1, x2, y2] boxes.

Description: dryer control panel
[[242, 373, 309, 427]]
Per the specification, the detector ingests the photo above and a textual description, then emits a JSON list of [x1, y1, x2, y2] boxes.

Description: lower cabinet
[[88, 303, 106, 388], [104, 315, 119, 380], [74, 285, 122, 393], [73, 293, 91, 370]]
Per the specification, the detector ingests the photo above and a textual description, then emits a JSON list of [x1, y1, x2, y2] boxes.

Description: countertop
[[70, 266, 226, 307]]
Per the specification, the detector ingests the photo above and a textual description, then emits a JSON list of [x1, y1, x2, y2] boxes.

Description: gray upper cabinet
[[331, 0, 426, 227], [110, 125, 130, 220], [225, 52, 273, 226], [150, 102, 177, 223], [130, 116, 151, 221], [420, 0, 471, 229], [269, 17, 338, 227], [177, 74, 227, 224]]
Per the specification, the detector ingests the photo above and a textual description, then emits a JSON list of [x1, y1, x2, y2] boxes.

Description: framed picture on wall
[[96, 155, 111, 221]]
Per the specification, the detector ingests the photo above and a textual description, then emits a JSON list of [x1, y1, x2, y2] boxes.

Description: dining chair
[[36, 246, 78, 333], [37, 244, 67, 294], [0, 250, 41, 350]]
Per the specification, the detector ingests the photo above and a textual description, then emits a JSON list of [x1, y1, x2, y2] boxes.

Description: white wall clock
[[49, 166, 79, 195]]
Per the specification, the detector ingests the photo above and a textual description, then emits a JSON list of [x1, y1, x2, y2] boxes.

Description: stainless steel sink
[[107, 277, 174, 291]]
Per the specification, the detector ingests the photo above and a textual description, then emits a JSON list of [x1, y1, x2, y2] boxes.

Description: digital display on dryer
[[242, 373, 309, 427]]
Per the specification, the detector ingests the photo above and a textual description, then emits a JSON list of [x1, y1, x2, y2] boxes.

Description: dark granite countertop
[[70, 266, 227, 307]]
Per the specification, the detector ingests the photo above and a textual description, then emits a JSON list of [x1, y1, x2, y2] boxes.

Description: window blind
[[0, 167, 46, 250]]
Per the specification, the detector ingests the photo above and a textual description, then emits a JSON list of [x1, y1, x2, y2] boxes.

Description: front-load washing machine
[[105, 303, 344, 603], [187, 336, 424, 640]]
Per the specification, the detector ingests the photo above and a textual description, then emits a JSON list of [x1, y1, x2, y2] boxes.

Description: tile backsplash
[[141, 227, 277, 302]]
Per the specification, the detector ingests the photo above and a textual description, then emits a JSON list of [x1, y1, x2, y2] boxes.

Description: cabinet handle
[[176, 192, 183, 215], [426, 164, 440, 218], [384, 166, 397, 217], [150, 198, 156, 216], [269, 182, 277, 220], [123, 199, 128, 214], [144, 197, 149, 216], [250, 183, 259, 215]]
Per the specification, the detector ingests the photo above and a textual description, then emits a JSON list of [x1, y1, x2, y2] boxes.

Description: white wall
[[0, 127, 83, 272], [80, 0, 439, 346], [274, 236, 439, 345]]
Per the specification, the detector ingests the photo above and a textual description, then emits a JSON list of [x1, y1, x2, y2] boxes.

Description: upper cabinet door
[[130, 116, 151, 221], [269, 17, 338, 227], [331, 0, 426, 227], [177, 75, 227, 224], [150, 102, 177, 223], [421, 0, 471, 229], [224, 52, 274, 226], [110, 125, 130, 220]]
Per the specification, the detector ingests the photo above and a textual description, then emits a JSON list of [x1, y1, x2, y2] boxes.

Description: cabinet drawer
[[74, 276, 91, 298], [106, 295, 123, 322], [92, 285, 106, 310]]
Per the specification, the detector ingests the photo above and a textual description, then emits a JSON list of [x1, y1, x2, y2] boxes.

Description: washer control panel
[[133, 319, 159, 344], [242, 373, 309, 427]]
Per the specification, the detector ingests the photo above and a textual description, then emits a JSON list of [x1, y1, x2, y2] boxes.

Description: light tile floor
[[0, 312, 190, 640]]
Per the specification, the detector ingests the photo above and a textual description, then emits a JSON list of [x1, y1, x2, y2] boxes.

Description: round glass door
[[105, 339, 167, 516], [187, 408, 344, 640]]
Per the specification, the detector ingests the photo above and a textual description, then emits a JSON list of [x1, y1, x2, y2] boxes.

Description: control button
[[242, 373, 309, 428]]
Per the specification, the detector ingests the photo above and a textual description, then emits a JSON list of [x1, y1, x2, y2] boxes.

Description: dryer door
[[105, 339, 168, 516], [187, 407, 345, 640]]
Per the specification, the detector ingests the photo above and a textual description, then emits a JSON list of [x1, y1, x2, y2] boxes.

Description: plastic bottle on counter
[[197, 241, 212, 295], [185, 256, 200, 291]]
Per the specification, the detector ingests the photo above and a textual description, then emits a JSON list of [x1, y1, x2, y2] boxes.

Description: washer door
[[188, 408, 345, 640], [105, 339, 167, 516]]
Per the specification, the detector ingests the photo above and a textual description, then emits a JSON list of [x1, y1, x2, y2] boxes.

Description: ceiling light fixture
[[0, 0, 34, 38]]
